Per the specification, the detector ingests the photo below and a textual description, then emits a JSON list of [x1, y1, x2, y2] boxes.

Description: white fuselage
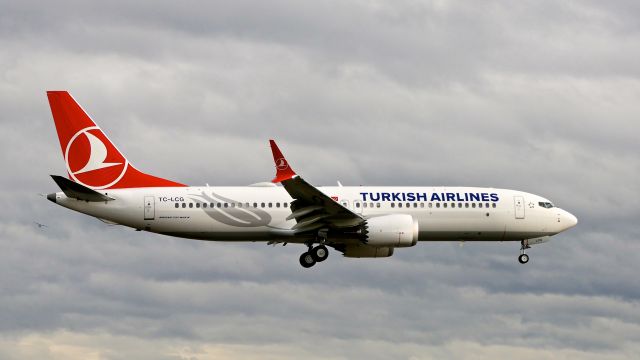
[[50, 186, 578, 244]]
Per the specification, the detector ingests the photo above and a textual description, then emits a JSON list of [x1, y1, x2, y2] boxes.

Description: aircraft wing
[[269, 140, 364, 233]]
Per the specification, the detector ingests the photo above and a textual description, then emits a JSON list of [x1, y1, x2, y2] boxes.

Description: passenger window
[[428, 203, 432, 208], [175, 203, 179, 208], [420, 203, 424, 208], [451, 203, 455, 208], [253, 202, 257, 208], [268, 202, 272, 208], [276, 203, 280, 208], [391, 203, 395, 208], [196, 203, 200, 208], [356, 202, 361, 208], [217, 203, 222, 208], [436, 203, 440, 208], [443, 203, 448, 208], [376, 203, 380, 208], [465, 203, 469, 208], [458, 203, 462, 208], [407, 203, 410, 208], [472, 203, 476, 208], [478, 203, 483, 208], [224, 203, 228, 208], [414, 203, 418, 208], [485, 203, 489, 208], [363, 203, 367, 208], [398, 203, 402, 208], [189, 203, 193, 208], [210, 203, 214, 208], [492, 203, 496, 208], [370, 203, 374, 208], [261, 203, 265, 208], [284, 202, 288, 208], [230, 203, 235, 208], [203, 203, 208, 208]]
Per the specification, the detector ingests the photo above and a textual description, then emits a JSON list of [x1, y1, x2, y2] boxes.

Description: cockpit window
[[538, 202, 554, 209]]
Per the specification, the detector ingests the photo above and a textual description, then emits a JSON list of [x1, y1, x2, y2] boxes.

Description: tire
[[311, 245, 329, 262], [299, 252, 316, 268], [518, 253, 529, 264]]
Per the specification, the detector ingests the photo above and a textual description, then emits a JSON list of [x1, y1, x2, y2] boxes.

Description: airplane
[[45, 91, 578, 268]]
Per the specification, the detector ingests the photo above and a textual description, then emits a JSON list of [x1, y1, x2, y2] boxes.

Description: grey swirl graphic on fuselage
[[188, 191, 274, 228]]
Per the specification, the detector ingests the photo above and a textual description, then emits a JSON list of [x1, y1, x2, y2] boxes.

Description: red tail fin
[[47, 91, 186, 189]]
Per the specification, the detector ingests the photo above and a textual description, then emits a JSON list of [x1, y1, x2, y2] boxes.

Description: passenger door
[[513, 195, 525, 219], [144, 196, 155, 220]]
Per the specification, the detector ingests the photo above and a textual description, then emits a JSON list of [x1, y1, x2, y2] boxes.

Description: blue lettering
[[360, 192, 368, 201], [470, 193, 480, 201], [431, 193, 441, 201], [417, 192, 428, 201], [490, 193, 499, 202], [391, 193, 401, 201], [407, 193, 416, 201], [455, 193, 464, 201], [481, 193, 490, 201], [381, 192, 391, 201], [370, 192, 381, 201], [446, 193, 456, 201]]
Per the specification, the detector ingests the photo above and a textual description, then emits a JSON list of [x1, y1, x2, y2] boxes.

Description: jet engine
[[364, 214, 418, 247], [343, 245, 394, 258]]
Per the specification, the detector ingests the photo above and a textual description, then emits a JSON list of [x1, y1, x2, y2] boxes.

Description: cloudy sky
[[1, 0, 639, 358]]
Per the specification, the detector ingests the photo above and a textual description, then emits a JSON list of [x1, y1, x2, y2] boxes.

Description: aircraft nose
[[562, 210, 578, 230]]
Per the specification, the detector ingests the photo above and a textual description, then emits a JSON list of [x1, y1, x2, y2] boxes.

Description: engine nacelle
[[343, 245, 394, 258], [365, 214, 418, 247]]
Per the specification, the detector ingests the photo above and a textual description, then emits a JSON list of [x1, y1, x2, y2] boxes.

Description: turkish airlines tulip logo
[[65, 126, 128, 189], [276, 158, 289, 171]]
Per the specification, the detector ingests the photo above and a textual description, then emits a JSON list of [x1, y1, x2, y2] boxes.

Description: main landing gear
[[519, 240, 530, 264], [299, 245, 329, 268]]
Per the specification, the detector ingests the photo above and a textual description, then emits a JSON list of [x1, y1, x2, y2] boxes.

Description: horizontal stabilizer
[[50, 175, 115, 202]]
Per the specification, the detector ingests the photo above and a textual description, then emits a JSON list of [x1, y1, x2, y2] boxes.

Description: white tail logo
[[73, 132, 122, 174], [276, 158, 288, 170], [65, 126, 129, 189]]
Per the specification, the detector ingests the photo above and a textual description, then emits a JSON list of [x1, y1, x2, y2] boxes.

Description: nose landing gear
[[299, 244, 329, 268], [519, 240, 530, 264], [518, 253, 529, 264]]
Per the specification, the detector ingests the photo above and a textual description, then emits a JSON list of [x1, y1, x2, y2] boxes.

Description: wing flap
[[286, 205, 323, 221], [292, 213, 331, 230]]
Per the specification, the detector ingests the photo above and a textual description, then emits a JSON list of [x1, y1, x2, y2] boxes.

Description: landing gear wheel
[[311, 245, 329, 262], [299, 252, 316, 268], [518, 253, 529, 264]]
